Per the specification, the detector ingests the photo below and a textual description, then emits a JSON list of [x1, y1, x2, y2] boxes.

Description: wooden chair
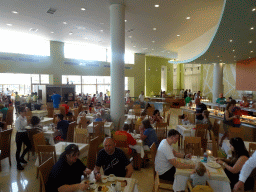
[[147, 108, 155, 119], [249, 143, 256, 156], [184, 137, 203, 156], [134, 108, 141, 120], [47, 107, 54, 118], [155, 123, 168, 143], [73, 108, 79, 121], [59, 106, 66, 118], [209, 130, 218, 157], [78, 105, 83, 113], [26, 109, 32, 117], [79, 116, 88, 129], [195, 124, 208, 152], [213, 119, 221, 143], [74, 128, 88, 143], [37, 145, 57, 165], [66, 122, 76, 142], [186, 180, 213, 192], [133, 104, 141, 109], [105, 103, 110, 108], [26, 128, 41, 160], [150, 142, 173, 191], [93, 122, 104, 140], [0, 129, 13, 171], [87, 136, 100, 170], [229, 127, 244, 140], [113, 134, 128, 148], [167, 113, 171, 127], [178, 115, 183, 125], [38, 157, 54, 192], [153, 172, 160, 192], [5, 109, 13, 128]]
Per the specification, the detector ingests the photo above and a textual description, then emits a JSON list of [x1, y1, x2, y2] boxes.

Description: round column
[[110, 4, 125, 130], [212, 63, 224, 102]]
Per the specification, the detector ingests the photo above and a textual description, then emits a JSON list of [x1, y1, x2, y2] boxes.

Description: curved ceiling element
[[169, 0, 227, 64], [185, 0, 256, 64]]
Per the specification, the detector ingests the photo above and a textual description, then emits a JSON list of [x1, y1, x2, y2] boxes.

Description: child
[[232, 106, 242, 127], [202, 110, 213, 131], [190, 162, 210, 187], [181, 114, 190, 125], [94, 113, 103, 122]]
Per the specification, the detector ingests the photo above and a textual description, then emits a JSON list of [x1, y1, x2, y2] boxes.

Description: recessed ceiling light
[[63, 22, 67, 25], [128, 36, 132, 38], [177, 35, 180, 36], [168, 52, 170, 53], [233, 50, 235, 52], [186, 17, 190, 19], [81, 8, 86, 11], [29, 28, 38, 32], [12, 11, 18, 14], [217, 56, 219, 57], [6, 24, 13, 26], [153, 28, 157, 30], [124, 20, 127, 22], [252, 8, 256, 11], [98, 40, 102, 43], [249, 57, 251, 58], [220, 60, 222, 61], [152, 49, 154, 50], [69, 32, 73, 35], [50, 32, 54, 34], [152, 41, 155, 43], [249, 41, 253, 43], [84, 37, 88, 40], [142, 48, 148, 50], [205, 59, 207, 60], [133, 46, 136, 47], [230, 40, 233, 42], [234, 56, 236, 58], [100, 23, 104, 25], [234, 60, 236, 61], [100, 30, 103, 32], [250, 27, 254, 30], [251, 51, 253, 53], [155, 4, 159, 7]]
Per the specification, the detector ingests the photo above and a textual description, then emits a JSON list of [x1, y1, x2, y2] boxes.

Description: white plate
[[94, 186, 111, 192], [207, 162, 221, 169]]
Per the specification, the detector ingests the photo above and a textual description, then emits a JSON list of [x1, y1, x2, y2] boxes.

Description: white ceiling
[[0, 0, 224, 59]]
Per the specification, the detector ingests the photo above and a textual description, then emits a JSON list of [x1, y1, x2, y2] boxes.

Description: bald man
[[94, 138, 133, 179], [216, 93, 226, 104], [195, 98, 207, 124]]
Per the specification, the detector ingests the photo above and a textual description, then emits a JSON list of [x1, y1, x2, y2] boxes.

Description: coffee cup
[[108, 174, 115, 181], [101, 175, 108, 183]]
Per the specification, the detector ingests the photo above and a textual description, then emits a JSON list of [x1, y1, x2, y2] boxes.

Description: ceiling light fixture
[[6, 24, 13, 26], [217, 56, 219, 57], [69, 32, 73, 35], [81, 8, 86, 11], [133, 46, 136, 47], [100, 23, 104, 25], [177, 35, 180, 36], [152, 41, 155, 43], [128, 36, 132, 38], [230, 40, 233, 42], [252, 8, 256, 11], [153, 28, 157, 30], [249, 41, 253, 43], [251, 51, 253, 53], [124, 20, 127, 22], [63, 22, 67, 24], [155, 4, 159, 7], [186, 17, 190, 19], [233, 50, 235, 52], [152, 49, 154, 50], [100, 30, 103, 32], [50, 32, 54, 34], [250, 27, 254, 30], [12, 11, 18, 14], [84, 37, 88, 40]]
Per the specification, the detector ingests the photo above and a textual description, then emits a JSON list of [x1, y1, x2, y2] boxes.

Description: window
[[41, 75, 49, 84], [0, 30, 50, 56], [107, 49, 134, 64]]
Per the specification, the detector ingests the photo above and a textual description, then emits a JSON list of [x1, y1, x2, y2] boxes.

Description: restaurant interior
[[0, 0, 256, 192]]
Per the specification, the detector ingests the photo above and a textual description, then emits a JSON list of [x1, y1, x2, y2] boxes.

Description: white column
[[212, 63, 223, 102], [110, 4, 125, 130]]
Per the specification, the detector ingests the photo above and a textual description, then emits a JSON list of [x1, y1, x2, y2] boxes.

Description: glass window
[[76, 85, 82, 95], [62, 75, 81, 84], [82, 85, 96, 95], [31, 74, 40, 84], [82, 76, 97, 84], [97, 76, 104, 84], [41, 74, 49, 84]]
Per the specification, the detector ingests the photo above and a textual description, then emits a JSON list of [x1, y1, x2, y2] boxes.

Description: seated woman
[[150, 109, 163, 124], [73, 100, 79, 108], [139, 119, 158, 150], [30, 116, 42, 129], [46, 144, 91, 192], [216, 137, 254, 191], [136, 111, 147, 125]]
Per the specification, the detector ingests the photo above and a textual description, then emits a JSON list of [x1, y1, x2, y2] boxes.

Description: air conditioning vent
[[47, 8, 57, 14], [29, 28, 38, 32]]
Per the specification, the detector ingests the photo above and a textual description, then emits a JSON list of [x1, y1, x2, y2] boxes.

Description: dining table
[[222, 140, 255, 157], [42, 127, 59, 145], [31, 110, 48, 117], [128, 109, 144, 115], [87, 122, 114, 136], [40, 117, 54, 126], [176, 124, 196, 147], [173, 158, 231, 192], [129, 133, 145, 158]]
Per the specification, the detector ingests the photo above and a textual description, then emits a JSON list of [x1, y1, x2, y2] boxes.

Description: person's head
[[146, 103, 151, 109], [100, 92, 103, 96], [123, 124, 130, 132], [230, 137, 249, 159], [0, 104, 4, 110], [19, 107, 26, 117], [227, 96, 232, 102], [219, 93, 223, 98], [203, 110, 210, 118], [167, 129, 180, 144], [93, 94, 96, 97], [96, 113, 101, 118], [141, 91, 144, 95], [189, 89, 191, 92], [141, 119, 152, 129], [57, 114, 64, 121], [242, 96, 248, 102], [195, 162, 207, 176], [31, 116, 40, 126], [226, 99, 236, 111], [16, 92, 18, 95], [140, 112, 147, 119], [103, 137, 116, 155], [195, 98, 201, 105], [65, 101, 68, 104], [60, 144, 80, 165], [53, 91, 56, 94], [153, 110, 160, 116], [127, 90, 130, 93]]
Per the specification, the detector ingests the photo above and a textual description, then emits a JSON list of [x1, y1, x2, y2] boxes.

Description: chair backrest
[[178, 115, 183, 125], [33, 132, 47, 153], [87, 136, 100, 170], [154, 172, 160, 192], [134, 108, 141, 119], [155, 123, 168, 143], [79, 116, 87, 129], [5, 109, 13, 126], [184, 137, 202, 156], [94, 124, 105, 142], [59, 106, 66, 117], [47, 107, 54, 118], [37, 145, 57, 166], [105, 103, 110, 108], [27, 128, 41, 153], [210, 130, 218, 157], [195, 124, 208, 140], [134, 123, 140, 134], [187, 113, 195, 124], [150, 142, 157, 176], [249, 143, 256, 156], [213, 119, 220, 139], [0, 129, 13, 160], [73, 108, 79, 119], [78, 104, 83, 113], [38, 157, 54, 192], [147, 108, 155, 117], [133, 104, 141, 109], [74, 128, 88, 143], [66, 122, 76, 142], [166, 113, 171, 126], [113, 134, 128, 148], [118, 147, 130, 159], [229, 127, 244, 140]]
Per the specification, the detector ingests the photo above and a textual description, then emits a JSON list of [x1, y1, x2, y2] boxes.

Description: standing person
[[51, 92, 61, 109], [219, 99, 238, 147], [15, 92, 20, 114], [126, 90, 130, 102], [202, 110, 213, 131], [188, 89, 192, 97], [15, 107, 32, 170], [216, 93, 226, 104], [184, 89, 188, 99], [185, 94, 192, 106], [0, 104, 8, 121], [195, 98, 207, 124], [96, 92, 104, 104], [139, 91, 145, 108]]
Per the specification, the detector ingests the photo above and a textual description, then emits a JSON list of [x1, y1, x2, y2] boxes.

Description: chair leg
[[9, 156, 11, 166], [36, 167, 39, 179], [0, 161, 1, 172]]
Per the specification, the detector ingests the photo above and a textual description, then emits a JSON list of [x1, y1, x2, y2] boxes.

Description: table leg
[[133, 153, 141, 170]]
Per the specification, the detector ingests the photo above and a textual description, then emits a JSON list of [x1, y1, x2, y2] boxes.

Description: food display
[[96, 185, 109, 192]]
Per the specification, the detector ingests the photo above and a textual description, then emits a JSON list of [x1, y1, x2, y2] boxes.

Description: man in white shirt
[[234, 151, 256, 191], [179, 89, 184, 98], [126, 90, 130, 102], [15, 107, 32, 170], [139, 91, 145, 102], [155, 129, 194, 182], [96, 92, 104, 104]]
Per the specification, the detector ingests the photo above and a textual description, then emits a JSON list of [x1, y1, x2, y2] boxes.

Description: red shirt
[[61, 104, 69, 114], [115, 131, 137, 154]]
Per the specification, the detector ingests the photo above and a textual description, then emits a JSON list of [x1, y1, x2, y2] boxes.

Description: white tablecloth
[[77, 115, 95, 124], [128, 109, 144, 115], [129, 136, 144, 158], [87, 122, 114, 136], [40, 117, 53, 126], [222, 140, 253, 157], [43, 128, 59, 145], [176, 125, 196, 146], [31, 110, 48, 117]]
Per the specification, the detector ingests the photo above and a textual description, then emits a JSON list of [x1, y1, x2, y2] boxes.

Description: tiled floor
[[0, 108, 182, 192]]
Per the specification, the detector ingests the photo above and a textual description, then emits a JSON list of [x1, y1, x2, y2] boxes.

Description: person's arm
[[224, 110, 236, 121], [94, 166, 101, 180], [128, 134, 137, 145], [140, 132, 147, 141], [169, 158, 195, 169], [125, 163, 133, 178], [239, 153, 256, 183], [173, 149, 186, 158], [222, 156, 248, 174], [58, 183, 88, 192]]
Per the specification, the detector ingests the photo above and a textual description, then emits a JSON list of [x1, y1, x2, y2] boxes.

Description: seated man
[[46, 144, 91, 192], [55, 114, 69, 141], [61, 101, 72, 117], [136, 111, 147, 125], [155, 129, 195, 182], [94, 138, 133, 179], [115, 124, 137, 154], [0, 104, 8, 121]]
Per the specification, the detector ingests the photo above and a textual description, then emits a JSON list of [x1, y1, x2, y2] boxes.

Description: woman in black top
[[219, 100, 238, 147], [216, 137, 254, 190]]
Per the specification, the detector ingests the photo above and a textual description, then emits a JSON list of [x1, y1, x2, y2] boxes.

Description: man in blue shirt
[[51, 92, 61, 109], [55, 114, 69, 140]]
